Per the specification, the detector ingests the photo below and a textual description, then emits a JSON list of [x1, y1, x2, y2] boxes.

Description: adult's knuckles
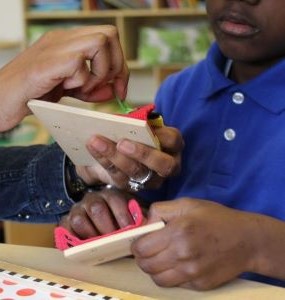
[[134, 144, 151, 161], [90, 32, 109, 48], [38, 29, 68, 46], [89, 201, 110, 218], [137, 259, 158, 274], [151, 275, 176, 288], [38, 30, 57, 43], [182, 277, 219, 291], [103, 25, 119, 39], [69, 213, 87, 229]]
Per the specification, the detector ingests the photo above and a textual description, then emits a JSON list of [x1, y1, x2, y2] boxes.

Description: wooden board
[[63, 221, 165, 265], [28, 98, 160, 166]]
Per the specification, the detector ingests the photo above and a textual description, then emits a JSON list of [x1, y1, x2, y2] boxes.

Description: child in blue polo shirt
[[60, 0, 285, 290]]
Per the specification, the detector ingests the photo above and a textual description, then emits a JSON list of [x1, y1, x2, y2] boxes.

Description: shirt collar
[[202, 43, 285, 114]]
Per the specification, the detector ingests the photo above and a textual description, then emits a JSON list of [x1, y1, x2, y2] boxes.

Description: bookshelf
[[22, 0, 209, 104], [0, 41, 22, 49]]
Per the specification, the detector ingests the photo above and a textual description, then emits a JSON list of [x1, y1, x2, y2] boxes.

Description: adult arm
[[0, 25, 129, 132], [0, 143, 74, 223]]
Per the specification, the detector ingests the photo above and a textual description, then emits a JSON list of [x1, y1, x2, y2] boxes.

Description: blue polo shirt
[[142, 42, 285, 287]]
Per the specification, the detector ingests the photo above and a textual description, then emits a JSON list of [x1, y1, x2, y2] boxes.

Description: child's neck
[[229, 58, 283, 83]]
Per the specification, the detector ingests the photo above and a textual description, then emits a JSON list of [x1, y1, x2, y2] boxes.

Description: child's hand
[[131, 198, 258, 290], [77, 126, 184, 191]]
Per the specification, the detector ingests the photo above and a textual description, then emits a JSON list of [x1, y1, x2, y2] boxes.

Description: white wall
[[127, 70, 157, 104], [0, 0, 24, 67], [0, 0, 24, 42]]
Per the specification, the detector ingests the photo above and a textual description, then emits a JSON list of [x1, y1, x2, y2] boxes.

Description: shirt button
[[224, 129, 236, 141], [232, 92, 244, 104], [44, 202, 51, 209]]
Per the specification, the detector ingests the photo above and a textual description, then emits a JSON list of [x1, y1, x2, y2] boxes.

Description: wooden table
[[0, 243, 284, 299]]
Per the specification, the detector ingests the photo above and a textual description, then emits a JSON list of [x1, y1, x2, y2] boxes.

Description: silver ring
[[128, 169, 153, 192]]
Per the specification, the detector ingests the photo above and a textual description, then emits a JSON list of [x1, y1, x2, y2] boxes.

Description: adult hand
[[131, 198, 260, 290], [0, 25, 129, 131], [76, 125, 184, 191], [59, 189, 134, 239]]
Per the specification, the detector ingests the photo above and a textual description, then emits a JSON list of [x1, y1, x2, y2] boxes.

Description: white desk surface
[[0, 243, 284, 299]]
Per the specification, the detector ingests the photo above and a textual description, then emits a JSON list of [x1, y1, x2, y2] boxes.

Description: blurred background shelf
[[0, 41, 23, 49]]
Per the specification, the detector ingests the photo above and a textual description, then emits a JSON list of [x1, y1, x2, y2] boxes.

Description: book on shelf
[[103, 0, 129, 9], [96, 0, 109, 9], [166, 0, 179, 8], [88, 0, 109, 9], [166, 0, 200, 8], [103, 0, 150, 9], [28, 0, 81, 11], [138, 23, 213, 66]]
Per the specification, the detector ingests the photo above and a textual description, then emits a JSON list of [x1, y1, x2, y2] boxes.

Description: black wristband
[[65, 157, 110, 201], [65, 157, 87, 202]]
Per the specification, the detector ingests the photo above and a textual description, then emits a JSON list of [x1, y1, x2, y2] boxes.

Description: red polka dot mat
[[0, 268, 118, 300]]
